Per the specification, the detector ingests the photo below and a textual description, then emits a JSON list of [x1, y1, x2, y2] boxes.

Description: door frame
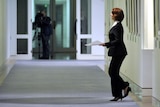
[[76, 0, 105, 60], [8, 0, 104, 60], [9, 0, 32, 60], [51, 0, 77, 59]]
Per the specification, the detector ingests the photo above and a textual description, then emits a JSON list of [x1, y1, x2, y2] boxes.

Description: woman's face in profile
[[110, 13, 115, 21]]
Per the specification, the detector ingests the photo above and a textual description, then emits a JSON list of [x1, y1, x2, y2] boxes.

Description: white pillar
[[143, 0, 154, 49]]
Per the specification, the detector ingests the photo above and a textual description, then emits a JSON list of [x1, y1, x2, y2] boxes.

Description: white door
[[9, 0, 32, 60], [76, 0, 105, 60]]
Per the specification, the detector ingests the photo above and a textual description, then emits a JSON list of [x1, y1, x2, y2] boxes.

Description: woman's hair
[[112, 8, 124, 22]]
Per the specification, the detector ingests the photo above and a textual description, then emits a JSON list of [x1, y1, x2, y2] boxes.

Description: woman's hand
[[99, 43, 106, 46]]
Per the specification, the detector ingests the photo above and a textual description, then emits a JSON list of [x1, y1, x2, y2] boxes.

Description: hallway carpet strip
[[0, 60, 139, 107]]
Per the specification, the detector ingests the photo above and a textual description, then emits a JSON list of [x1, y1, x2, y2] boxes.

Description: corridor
[[0, 60, 150, 107]]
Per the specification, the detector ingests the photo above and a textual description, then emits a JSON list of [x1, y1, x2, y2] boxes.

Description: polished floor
[[0, 60, 153, 107]]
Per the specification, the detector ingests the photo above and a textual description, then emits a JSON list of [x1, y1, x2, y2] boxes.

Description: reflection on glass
[[55, 0, 73, 48], [17, 0, 28, 34], [32, 0, 50, 58], [17, 39, 28, 54], [81, 39, 91, 54], [80, 0, 91, 34]]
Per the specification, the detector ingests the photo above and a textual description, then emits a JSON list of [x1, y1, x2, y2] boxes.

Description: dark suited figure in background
[[100, 8, 131, 101], [40, 10, 52, 59]]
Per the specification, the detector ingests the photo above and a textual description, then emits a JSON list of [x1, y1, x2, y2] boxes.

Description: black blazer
[[41, 16, 52, 36], [105, 22, 127, 56]]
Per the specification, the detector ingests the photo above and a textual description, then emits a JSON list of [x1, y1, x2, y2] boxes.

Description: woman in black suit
[[100, 8, 131, 101]]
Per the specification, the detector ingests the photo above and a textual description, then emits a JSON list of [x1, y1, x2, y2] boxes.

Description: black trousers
[[108, 55, 128, 97], [42, 34, 50, 59]]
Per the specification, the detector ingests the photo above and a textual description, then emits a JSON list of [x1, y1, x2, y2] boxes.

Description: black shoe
[[110, 97, 122, 101], [123, 87, 131, 98], [125, 82, 129, 87]]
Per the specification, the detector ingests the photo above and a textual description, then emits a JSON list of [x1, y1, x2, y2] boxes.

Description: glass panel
[[81, 39, 91, 54], [33, 0, 50, 17], [80, 0, 91, 34], [32, 0, 76, 59], [32, 0, 50, 59], [17, 39, 28, 54], [55, 0, 74, 48], [17, 0, 28, 34]]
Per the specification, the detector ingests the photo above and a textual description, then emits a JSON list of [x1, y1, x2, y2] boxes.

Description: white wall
[[92, 0, 105, 55], [8, 0, 17, 56], [0, 0, 8, 66], [143, 0, 154, 49], [124, 38, 141, 86], [0, 0, 3, 66], [153, 48, 160, 100], [152, 0, 160, 102]]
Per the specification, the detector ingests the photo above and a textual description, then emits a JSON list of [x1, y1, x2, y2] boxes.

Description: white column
[[143, 0, 154, 49]]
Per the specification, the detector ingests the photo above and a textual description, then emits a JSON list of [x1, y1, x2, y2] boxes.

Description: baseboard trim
[[120, 73, 152, 102], [152, 97, 160, 107]]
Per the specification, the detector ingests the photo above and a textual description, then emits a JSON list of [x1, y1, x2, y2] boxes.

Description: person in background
[[40, 10, 52, 59], [100, 8, 131, 101]]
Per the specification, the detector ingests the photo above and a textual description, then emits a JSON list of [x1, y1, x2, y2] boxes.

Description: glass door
[[52, 0, 77, 60], [32, 0, 76, 60]]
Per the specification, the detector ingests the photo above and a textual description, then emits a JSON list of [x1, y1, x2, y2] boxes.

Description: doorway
[[32, 0, 77, 60]]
